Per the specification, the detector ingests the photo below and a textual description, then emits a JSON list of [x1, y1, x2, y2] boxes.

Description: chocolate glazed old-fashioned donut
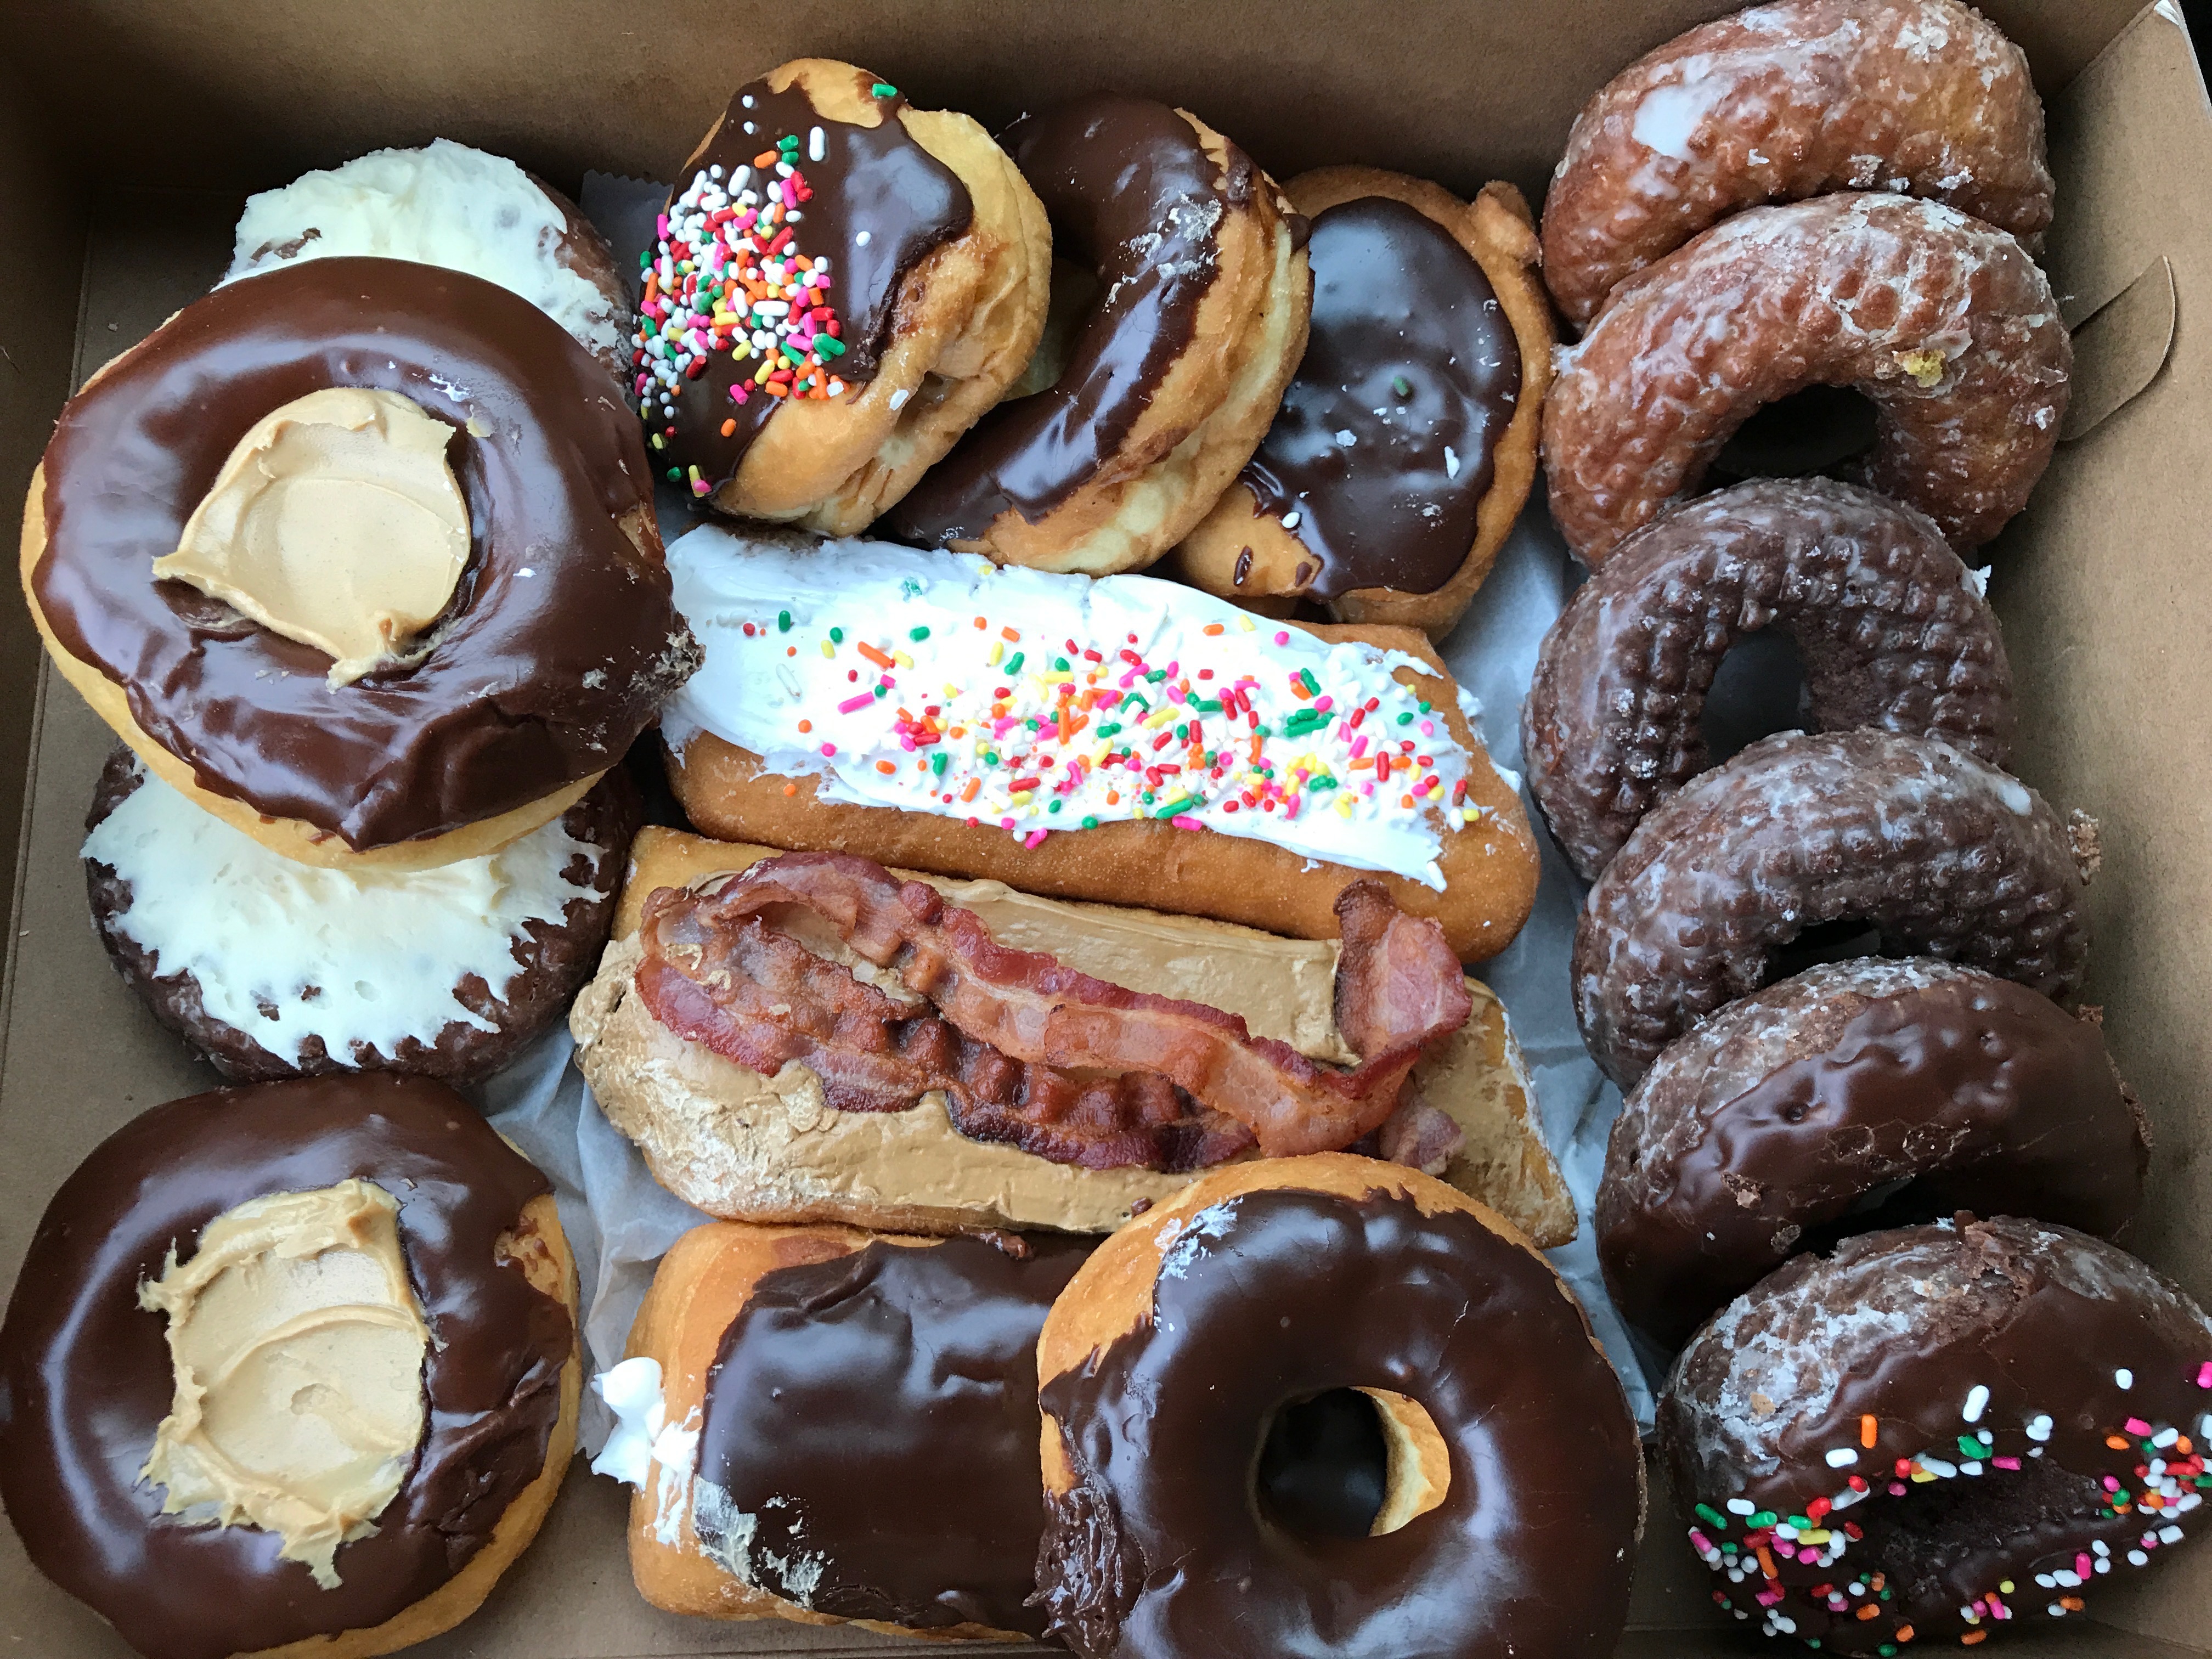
[[0, 1075, 576, 1659], [26, 256, 694, 857], [1599, 958, 2147, 1350], [1573, 730, 2094, 1088], [1525, 478, 2015, 881], [1661, 1217, 2212, 1654], [1034, 1155, 1643, 1659]]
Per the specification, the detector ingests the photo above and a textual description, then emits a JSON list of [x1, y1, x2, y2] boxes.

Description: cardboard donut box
[[2, 2, 2207, 1655]]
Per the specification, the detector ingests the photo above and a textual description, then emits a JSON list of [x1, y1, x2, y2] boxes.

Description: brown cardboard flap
[[2061, 255, 2177, 441]]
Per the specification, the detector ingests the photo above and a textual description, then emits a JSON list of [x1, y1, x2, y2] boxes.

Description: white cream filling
[[663, 530, 1488, 888], [85, 759, 597, 1064], [590, 1357, 698, 1547], [224, 139, 624, 362]]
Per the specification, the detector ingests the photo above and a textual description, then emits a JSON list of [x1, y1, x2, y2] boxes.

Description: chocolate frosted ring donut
[[1524, 478, 2015, 880], [1573, 730, 2094, 1088], [1598, 958, 2147, 1349], [1543, 193, 2070, 565], [25, 255, 696, 868], [1034, 1154, 1643, 1659], [1660, 1216, 2212, 1654], [1542, 0, 2052, 328], [0, 1075, 578, 1659]]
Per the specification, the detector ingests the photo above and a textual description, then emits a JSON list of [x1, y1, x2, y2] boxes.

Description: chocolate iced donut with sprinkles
[[1661, 1216, 2212, 1653], [636, 59, 1048, 535]]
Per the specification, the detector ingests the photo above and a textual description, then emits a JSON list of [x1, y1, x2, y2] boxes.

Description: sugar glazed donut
[[1542, 0, 2053, 328], [22, 256, 696, 871], [1524, 478, 2014, 880], [85, 747, 639, 1084], [1661, 1216, 2212, 1652], [0, 1075, 578, 1659], [1034, 1154, 1643, 1659], [1598, 958, 2147, 1349], [1573, 730, 2094, 1087], [636, 59, 1049, 535], [1167, 167, 1553, 636], [884, 93, 1311, 575], [1543, 193, 2070, 565]]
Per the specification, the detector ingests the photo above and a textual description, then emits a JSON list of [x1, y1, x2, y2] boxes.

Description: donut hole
[[1710, 384, 1879, 483], [1700, 629, 1810, 765], [1848, 1453, 2113, 1615], [1254, 1386, 1449, 1541], [1003, 259, 1101, 401], [1765, 925, 1885, 985]]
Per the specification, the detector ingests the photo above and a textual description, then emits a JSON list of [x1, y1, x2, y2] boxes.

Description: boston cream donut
[[638, 60, 1048, 535], [883, 93, 1311, 575], [595, 1221, 1088, 1638], [1169, 168, 1553, 636], [85, 747, 639, 1084], [226, 138, 632, 380], [1034, 1154, 1644, 1659], [0, 1074, 578, 1659], [658, 529, 1538, 960], [24, 256, 697, 871]]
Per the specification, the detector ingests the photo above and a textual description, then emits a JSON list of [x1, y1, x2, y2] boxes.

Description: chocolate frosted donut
[[1543, 193, 2070, 565], [0, 1075, 577, 1659], [1599, 959, 2147, 1349], [691, 1231, 1090, 1635], [1573, 730, 2094, 1088], [25, 255, 695, 864], [1660, 1217, 2212, 1652], [84, 746, 639, 1084], [1525, 478, 2015, 880], [1035, 1154, 1643, 1659]]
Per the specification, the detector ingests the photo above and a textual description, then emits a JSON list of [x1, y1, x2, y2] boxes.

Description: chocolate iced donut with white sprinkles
[[1661, 1216, 2212, 1653]]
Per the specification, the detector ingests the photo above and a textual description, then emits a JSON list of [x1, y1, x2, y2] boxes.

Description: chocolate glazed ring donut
[[1542, 193, 2070, 566], [1572, 729, 2094, 1088], [1034, 1154, 1644, 1659], [1524, 478, 2015, 881], [1660, 1216, 2212, 1654], [1541, 0, 2052, 328], [24, 255, 697, 871], [0, 1075, 578, 1659], [884, 93, 1312, 575], [1598, 958, 2147, 1350]]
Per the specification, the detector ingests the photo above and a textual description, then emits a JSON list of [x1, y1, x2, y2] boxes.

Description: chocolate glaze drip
[[692, 1233, 1090, 1634], [1243, 196, 1519, 597], [1601, 970, 2146, 1349], [883, 94, 1253, 542], [1035, 1187, 1641, 1659], [646, 71, 971, 489], [33, 256, 691, 849], [0, 1074, 571, 1659]]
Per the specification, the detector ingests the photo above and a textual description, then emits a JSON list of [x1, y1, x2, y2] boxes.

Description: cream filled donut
[[84, 747, 639, 1084], [225, 138, 632, 380]]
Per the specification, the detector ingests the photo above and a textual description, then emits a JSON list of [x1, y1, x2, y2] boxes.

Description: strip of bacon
[[636, 852, 1471, 1165]]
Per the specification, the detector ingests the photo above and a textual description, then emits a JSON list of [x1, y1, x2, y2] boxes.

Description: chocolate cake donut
[[1034, 1154, 1644, 1659], [1573, 729, 2094, 1088], [1599, 958, 2147, 1349], [84, 746, 639, 1085], [1525, 478, 2015, 880], [0, 1074, 578, 1659], [1661, 1216, 2212, 1653]]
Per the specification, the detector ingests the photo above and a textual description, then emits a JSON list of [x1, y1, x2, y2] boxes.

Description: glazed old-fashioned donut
[[1543, 193, 2070, 565], [84, 746, 639, 1084], [1599, 958, 2147, 1349], [883, 93, 1311, 575], [597, 1220, 1090, 1639], [1525, 478, 2015, 880], [226, 138, 633, 380], [1661, 1216, 2212, 1652], [637, 59, 1049, 535], [23, 255, 697, 871], [1574, 730, 2094, 1087], [1034, 1153, 1643, 1659], [1167, 168, 1553, 637], [0, 1074, 578, 1659], [1542, 0, 2052, 327]]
